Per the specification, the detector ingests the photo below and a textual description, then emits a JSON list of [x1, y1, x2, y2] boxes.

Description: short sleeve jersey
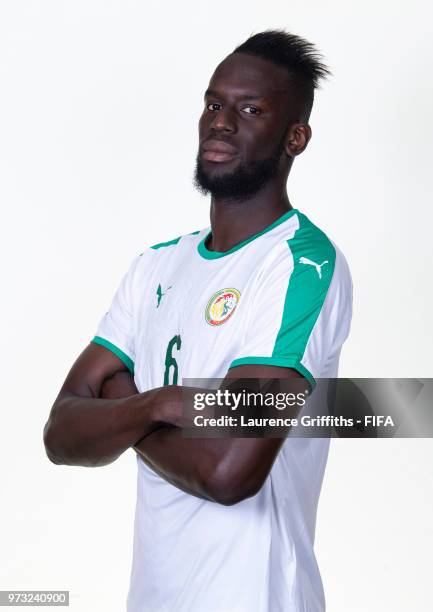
[[92, 208, 352, 612]]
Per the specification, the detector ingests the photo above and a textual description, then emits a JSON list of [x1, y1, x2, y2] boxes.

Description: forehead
[[207, 52, 291, 99]]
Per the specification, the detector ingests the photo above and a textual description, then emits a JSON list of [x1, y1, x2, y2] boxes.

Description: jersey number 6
[[163, 334, 182, 386]]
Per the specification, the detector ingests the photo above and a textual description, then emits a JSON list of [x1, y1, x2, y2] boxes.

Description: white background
[[1, 1, 432, 611]]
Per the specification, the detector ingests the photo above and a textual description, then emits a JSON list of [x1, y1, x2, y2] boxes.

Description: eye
[[206, 102, 221, 112], [241, 106, 261, 115]]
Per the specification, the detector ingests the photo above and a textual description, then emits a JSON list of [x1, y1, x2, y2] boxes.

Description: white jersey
[[93, 208, 352, 612]]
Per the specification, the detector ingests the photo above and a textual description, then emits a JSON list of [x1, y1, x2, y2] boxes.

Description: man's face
[[194, 53, 296, 200]]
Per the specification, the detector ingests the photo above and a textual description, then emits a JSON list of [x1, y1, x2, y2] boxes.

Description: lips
[[201, 139, 238, 162]]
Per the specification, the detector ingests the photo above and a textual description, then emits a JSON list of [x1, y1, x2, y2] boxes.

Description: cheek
[[198, 112, 210, 134], [197, 115, 204, 138], [242, 131, 277, 162]]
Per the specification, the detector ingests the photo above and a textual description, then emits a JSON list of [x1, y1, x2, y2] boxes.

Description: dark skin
[[201, 52, 311, 250], [43, 52, 312, 505]]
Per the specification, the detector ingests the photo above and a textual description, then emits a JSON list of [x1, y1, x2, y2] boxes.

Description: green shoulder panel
[[150, 236, 182, 250], [272, 212, 336, 366], [150, 230, 200, 251]]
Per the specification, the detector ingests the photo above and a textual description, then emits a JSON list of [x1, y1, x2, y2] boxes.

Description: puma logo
[[156, 283, 172, 308], [299, 257, 329, 279]]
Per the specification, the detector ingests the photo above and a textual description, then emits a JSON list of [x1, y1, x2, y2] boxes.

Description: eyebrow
[[204, 88, 266, 101]]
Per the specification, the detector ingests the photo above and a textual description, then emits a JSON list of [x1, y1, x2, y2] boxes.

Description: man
[[44, 30, 352, 612]]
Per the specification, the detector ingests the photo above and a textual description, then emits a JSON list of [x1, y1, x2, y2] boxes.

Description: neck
[[208, 179, 292, 252]]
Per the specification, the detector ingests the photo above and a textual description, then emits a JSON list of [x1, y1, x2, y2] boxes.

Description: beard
[[193, 135, 286, 201]]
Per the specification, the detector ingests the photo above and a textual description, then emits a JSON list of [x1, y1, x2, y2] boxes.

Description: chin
[[199, 159, 241, 180], [194, 156, 246, 198]]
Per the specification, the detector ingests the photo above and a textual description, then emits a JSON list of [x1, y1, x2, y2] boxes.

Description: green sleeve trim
[[228, 356, 315, 390], [91, 336, 134, 374], [272, 212, 336, 364]]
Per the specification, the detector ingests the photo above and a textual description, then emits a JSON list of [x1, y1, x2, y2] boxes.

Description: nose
[[209, 106, 237, 133]]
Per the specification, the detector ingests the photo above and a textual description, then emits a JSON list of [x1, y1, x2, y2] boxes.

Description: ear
[[284, 123, 312, 158]]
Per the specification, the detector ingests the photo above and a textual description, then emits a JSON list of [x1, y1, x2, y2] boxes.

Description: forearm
[[43, 387, 177, 468], [134, 427, 281, 505], [134, 427, 231, 501], [76, 370, 286, 500]]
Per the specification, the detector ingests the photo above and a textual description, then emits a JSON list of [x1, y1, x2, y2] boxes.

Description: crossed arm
[[43, 343, 303, 505]]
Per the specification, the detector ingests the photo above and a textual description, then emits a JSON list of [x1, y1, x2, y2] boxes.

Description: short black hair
[[233, 30, 330, 121]]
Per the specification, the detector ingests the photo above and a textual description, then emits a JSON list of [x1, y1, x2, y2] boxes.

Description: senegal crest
[[205, 288, 241, 326]]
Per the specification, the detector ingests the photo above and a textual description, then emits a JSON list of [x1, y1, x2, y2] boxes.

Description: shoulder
[[255, 211, 351, 307], [129, 227, 207, 272], [146, 228, 205, 253], [275, 210, 351, 285], [283, 211, 336, 265], [117, 228, 207, 298]]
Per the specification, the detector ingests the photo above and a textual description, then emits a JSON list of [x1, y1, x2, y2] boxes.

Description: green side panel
[[272, 212, 336, 370], [229, 356, 315, 390], [91, 336, 134, 374], [150, 230, 200, 251]]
